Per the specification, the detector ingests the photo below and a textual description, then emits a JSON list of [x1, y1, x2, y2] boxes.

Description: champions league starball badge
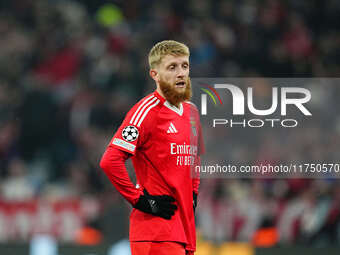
[[122, 126, 139, 142]]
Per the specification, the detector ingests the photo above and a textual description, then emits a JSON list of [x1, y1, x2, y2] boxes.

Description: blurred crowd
[[0, 0, 340, 245]]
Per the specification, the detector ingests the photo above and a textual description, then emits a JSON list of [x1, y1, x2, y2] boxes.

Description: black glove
[[193, 192, 198, 213], [134, 189, 177, 220]]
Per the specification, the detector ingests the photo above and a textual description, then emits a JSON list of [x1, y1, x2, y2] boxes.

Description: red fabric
[[192, 174, 200, 194], [130, 241, 186, 255], [100, 91, 204, 252], [99, 147, 142, 205]]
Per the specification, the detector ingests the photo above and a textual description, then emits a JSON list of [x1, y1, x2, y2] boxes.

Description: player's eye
[[183, 63, 189, 69], [169, 65, 176, 70]]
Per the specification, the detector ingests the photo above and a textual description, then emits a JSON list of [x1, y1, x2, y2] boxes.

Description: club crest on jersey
[[190, 120, 197, 136], [122, 126, 139, 142]]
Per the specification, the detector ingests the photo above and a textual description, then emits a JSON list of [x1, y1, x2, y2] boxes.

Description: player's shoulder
[[126, 92, 161, 128], [183, 101, 199, 112], [183, 101, 202, 121]]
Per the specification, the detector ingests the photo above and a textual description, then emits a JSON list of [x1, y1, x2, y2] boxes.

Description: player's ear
[[149, 69, 158, 82]]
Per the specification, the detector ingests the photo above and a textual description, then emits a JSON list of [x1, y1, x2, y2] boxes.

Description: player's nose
[[177, 68, 187, 78]]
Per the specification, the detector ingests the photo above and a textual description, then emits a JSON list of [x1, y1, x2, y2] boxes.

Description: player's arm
[[192, 104, 205, 212], [99, 102, 148, 206], [100, 146, 141, 205], [192, 156, 200, 213], [192, 156, 201, 195], [99, 98, 177, 219], [99, 146, 177, 219]]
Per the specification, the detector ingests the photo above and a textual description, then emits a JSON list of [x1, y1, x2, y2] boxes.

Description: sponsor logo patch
[[112, 138, 136, 152]]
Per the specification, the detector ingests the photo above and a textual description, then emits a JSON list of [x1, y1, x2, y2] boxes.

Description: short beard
[[159, 77, 192, 107]]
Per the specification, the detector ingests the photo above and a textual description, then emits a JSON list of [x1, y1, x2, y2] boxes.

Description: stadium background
[[0, 0, 340, 254]]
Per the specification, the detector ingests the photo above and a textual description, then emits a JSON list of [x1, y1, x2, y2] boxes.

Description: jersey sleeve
[[109, 100, 151, 155], [188, 102, 204, 194], [197, 114, 205, 155], [99, 146, 143, 205], [192, 155, 201, 194], [189, 101, 205, 155]]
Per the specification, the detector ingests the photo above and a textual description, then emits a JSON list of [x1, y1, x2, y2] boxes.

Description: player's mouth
[[175, 81, 186, 88]]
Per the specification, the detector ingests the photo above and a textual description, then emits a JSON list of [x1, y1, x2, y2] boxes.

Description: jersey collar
[[154, 90, 184, 116]]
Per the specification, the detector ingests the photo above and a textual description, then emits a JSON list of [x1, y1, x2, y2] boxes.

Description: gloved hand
[[193, 192, 198, 213], [134, 189, 177, 219]]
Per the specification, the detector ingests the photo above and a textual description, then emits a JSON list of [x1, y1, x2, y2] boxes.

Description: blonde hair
[[148, 40, 190, 69]]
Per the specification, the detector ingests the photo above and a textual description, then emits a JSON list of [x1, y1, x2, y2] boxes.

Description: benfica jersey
[[109, 90, 204, 251]]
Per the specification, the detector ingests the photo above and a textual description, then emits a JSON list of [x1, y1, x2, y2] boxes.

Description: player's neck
[[156, 86, 165, 99]]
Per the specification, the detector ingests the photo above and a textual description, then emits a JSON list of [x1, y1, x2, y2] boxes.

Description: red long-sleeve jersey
[[100, 90, 204, 252]]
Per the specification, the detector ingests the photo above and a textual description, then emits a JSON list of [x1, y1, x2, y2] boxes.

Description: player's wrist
[[133, 189, 177, 219]]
